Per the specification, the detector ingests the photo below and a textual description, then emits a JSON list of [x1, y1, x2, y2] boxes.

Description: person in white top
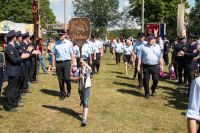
[[72, 58, 92, 127], [114, 39, 123, 64], [186, 77, 200, 133]]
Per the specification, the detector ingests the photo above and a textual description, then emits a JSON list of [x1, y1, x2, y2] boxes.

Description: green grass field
[[0, 53, 188, 133]]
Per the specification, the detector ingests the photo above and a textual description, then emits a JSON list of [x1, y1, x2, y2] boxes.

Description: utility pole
[[141, 0, 144, 32], [64, 0, 66, 31]]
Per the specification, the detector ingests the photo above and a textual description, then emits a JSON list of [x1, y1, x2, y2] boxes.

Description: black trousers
[[22, 66, 29, 93], [76, 57, 80, 68], [29, 56, 37, 82], [56, 60, 71, 97], [143, 64, 159, 95], [92, 53, 100, 74], [134, 59, 143, 87], [163, 53, 169, 65], [185, 67, 196, 94], [178, 62, 186, 84], [4, 76, 22, 110], [115, 52, 121, 64]]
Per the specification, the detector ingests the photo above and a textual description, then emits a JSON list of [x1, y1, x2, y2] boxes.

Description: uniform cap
[[137, 32, 145, 38], [5, 30, 16, 39], [148, 34, 155, 39], [16, 31, 22, 38], [189, 33, 198, 39], [57, 30, 66, 35], [22, 32, 30, 39], [178, 36, 185, 41]]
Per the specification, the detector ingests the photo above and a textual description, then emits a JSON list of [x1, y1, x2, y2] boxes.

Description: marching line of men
[[112, 32, 200, 99], [0, 30, 39, 112]]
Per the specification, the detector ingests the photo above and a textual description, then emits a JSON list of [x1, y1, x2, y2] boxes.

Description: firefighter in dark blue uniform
[[176, 37, 187, 84], [4, 30, 30, 112], [177, 34, 199, 95], [163, 36, 170, 65]]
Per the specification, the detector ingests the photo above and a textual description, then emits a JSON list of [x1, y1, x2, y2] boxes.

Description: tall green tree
[[189, 0, 200, 35], [0, 0, 56, 27], [73, 0, 120, 29], [129, 0, 189, 37]]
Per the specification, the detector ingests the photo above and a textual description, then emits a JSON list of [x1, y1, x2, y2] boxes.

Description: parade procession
[[0, 0, 200, 132]]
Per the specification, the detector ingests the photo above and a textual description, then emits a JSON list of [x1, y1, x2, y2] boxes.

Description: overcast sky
[[49, 0, 195, 23]]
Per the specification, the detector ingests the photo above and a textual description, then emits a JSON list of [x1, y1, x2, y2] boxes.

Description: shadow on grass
[[42, 105, 82, 121], [113, 81, 137, 88], [40, 89, 60, 97], [116, 75, 133, 80], [106, 63, 116, 66], [111, 71, 124, 75], [160, 78, 179, 86], [117, 89, 144, 97], [159, 85, 188, 110]]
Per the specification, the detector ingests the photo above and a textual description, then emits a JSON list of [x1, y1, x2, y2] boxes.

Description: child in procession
[[71, 58, 92, 127]]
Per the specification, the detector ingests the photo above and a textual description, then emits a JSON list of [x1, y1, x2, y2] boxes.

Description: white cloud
[[124, 0, 130, 7]]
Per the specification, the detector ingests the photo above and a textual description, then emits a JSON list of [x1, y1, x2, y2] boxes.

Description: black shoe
[[8, 108, 17, 112], [67, 91, 71, 97], [81, 119, 87, 127], [145, 94, 150, 99], [60, 96, 65, 101]]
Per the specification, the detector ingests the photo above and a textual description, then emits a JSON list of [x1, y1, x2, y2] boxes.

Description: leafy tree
[[0, 0, 56, 27], [129, 0, 189, 37], [73, 0, 120, 29], [189, 0, 200, 35]]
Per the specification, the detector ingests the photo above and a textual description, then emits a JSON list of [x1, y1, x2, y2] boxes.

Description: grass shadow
[[117, 89, 144, 97], [106, 63, 116, 66], [116, 75, 133, 80], [159, 85, 188, 110], [111, 71, 124, 75], [42, 105, 82, 121], [113, 81, 137, 88], [40, 89, 60, 97]]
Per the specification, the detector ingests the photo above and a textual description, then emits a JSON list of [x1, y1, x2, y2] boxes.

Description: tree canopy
[[189, 0, 200, 35], [73, 0, 120, 29], [0, 0, 56, 27], [129, 0, 189, 37]]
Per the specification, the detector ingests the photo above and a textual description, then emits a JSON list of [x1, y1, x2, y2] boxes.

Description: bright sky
[[49, 0, 195, 23]]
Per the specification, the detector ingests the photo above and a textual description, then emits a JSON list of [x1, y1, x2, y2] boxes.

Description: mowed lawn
[[0, 53, 188, 133]]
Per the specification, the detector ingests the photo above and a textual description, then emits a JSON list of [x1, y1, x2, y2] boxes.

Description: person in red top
[[37, 39, 47, 74]]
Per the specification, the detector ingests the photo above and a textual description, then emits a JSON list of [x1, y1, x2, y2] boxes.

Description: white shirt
[[186, 77, 200, 121], [159, 38, 164, 50], [74, 67, 92, 88]]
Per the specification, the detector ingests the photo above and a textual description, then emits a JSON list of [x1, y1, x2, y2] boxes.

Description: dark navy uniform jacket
[[184, 42, 198, 70], [20, 42, 32, 67], [5, 43, 23, 77], [163, 40, 170, 54]]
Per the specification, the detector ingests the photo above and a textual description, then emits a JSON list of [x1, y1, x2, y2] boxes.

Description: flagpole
[[141, 0, 144, 32]]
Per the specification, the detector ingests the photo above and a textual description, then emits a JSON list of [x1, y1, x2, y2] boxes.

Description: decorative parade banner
[[47, 23, 69, 30], [0, 20, 34, 35], [146, 23, 159, 37], [69, 18, 90, 47], [177, 3, 186, 37]]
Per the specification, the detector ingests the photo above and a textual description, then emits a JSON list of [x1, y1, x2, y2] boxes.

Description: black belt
[[56, 60, 70, 63], [142, 64, 158, 67]]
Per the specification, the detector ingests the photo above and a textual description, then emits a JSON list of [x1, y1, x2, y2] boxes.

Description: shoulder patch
[[10, 50, 14, 55]]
